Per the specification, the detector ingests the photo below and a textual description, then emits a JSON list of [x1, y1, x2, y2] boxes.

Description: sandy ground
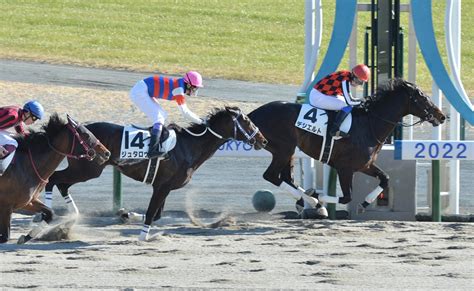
[[0, 212, 472, 290], [0, 69, 473, 289]]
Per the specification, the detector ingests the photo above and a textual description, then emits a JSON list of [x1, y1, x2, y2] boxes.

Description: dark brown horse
[[0, 114, 110, 244], [248, 79, 446, 214], [44, 106, 267, 241]]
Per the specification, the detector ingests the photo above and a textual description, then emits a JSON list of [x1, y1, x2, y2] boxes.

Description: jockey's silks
[[143, 76, 186, 105], [314, 70, 352, 96], [0, 106, 26, 134]]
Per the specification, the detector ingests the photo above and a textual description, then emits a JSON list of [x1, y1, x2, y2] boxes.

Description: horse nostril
[[441, 115, 446, 122], [105, 151, 111, 158]]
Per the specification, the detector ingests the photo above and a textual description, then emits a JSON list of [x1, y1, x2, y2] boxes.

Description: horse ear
[[66, 114, 79, 126]]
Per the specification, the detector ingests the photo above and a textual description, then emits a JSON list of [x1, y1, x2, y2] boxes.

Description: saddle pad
[[120, 126, 177, 159], [295, 104, 352, 140]]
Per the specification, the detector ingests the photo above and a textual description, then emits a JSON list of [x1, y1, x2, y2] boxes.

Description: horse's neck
[[369, 94, 407, 141], [181, 132, 225, 169], [34, 131, 71, 178]]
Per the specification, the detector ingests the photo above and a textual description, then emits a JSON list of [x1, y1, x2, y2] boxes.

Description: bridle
[[28, 120, 99, 184], [184, 109, 261, 145], [365, 90, 440, 144], [47, 122, 98, 161]]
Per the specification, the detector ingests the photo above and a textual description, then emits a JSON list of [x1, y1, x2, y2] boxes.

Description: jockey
[[0, 100, 44, 161], [130, 71, 205, 158], [309, 64, 370, 137]]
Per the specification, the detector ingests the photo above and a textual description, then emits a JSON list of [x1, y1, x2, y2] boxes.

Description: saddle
[[120, 125, 177, 160]]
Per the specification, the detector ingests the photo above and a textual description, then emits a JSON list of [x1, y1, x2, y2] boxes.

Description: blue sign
[[394, 140, 474, 160]]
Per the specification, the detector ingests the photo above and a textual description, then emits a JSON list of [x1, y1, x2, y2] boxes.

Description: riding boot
[[329, 106, 351, 138], [147, 124, 166, 158]]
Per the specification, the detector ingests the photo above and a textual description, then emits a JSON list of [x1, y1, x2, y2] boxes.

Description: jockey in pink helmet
[[129, 71, 205, 158]]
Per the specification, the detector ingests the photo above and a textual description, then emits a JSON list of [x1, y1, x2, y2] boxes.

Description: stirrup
[[331, 130, 349, 138]]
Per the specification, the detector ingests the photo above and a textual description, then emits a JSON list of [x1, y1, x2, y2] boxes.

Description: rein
[[183, 111, 259, 144], [46, 123, 96, 161], [28, 120, 97, 184], [364, 92, 433, 145]]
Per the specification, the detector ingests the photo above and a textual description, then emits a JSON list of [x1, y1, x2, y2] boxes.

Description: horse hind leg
[[0, 207, 13, 243]]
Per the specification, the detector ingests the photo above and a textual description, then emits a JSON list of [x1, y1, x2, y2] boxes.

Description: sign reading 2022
[[394, 140, 473, 160]]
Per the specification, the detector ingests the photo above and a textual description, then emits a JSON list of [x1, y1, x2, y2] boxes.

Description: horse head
[[207, 106, 268, 149], [65, 115, 111, 164], [402, 81, 446, 126]]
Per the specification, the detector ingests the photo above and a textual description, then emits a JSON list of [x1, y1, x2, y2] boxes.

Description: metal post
[[113, 168, 122, 211], [431, 160, 441, 222]]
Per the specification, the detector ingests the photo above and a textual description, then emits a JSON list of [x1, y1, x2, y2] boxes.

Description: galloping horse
[[44, 106, 267, 240], [0, 114, 110, 243], [248, 79, 446, 213]]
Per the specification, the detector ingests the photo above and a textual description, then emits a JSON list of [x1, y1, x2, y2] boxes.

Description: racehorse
[[0, 114, 110, 244], [44, 106, 267, 241], [248, 78, 446, 213]]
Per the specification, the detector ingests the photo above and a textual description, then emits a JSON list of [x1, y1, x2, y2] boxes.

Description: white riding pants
[[0, 130, 17, 174], [0, 130, 18, 148], [130, 80, 167, 125], [309, 88, 347, 111]]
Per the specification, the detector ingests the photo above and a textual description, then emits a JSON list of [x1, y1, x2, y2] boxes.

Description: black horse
[[248, 79, 446, 213], [0, 114, 110, 244], [45, 106, 267, 241]]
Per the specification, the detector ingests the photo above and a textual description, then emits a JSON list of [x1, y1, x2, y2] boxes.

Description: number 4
[[303, 108, 318, 123]]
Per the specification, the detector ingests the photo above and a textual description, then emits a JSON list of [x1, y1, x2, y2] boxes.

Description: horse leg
[[48, 162, 107, 216], [0, 207, 13, 243], [318, 168, 354, 205], [139, 187, 170, 241], [18, 199, 54, 244], [357, 163, 389, 211], [263, 154, 318, 208], [56, 183, 80, 216]]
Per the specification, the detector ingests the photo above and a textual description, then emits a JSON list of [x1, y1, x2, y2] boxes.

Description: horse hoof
[[120, 213, 130, 224], [357, 204, 366, 214], [317, 206, 329, 218], [32, 213, 43, 223], [115, 208, 127, 216], [17, 235, 27, 245], [301, 208, 327, 220]]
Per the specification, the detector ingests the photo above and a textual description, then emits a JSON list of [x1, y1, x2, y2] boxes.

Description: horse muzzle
[[252, 133, 268, 150]]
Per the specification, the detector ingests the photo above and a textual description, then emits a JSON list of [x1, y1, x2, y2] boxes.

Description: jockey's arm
[[341, 80, 363, 106], [172, 88, 203, 124], [14, 123, 29, 135]]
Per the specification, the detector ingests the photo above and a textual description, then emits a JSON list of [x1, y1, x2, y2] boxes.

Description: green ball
[[252, 190, 276, 212]]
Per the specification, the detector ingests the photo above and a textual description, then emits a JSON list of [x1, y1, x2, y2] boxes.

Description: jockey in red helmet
[[129, 71, 205, 158], [309, 64, 370, 137], [0, 101, 45, 174]]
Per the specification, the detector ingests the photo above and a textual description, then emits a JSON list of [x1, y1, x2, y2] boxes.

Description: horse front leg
[[318, 168, 354, 205], [0, 207, 13, 243], [357, 163, 389, 212], [139, 187, 170, 241], [17, 199, 54, 244]]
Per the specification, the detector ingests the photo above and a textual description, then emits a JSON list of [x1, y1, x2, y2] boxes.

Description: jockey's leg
[[329, 106, 352, 137], [148, 123, 165, 158]]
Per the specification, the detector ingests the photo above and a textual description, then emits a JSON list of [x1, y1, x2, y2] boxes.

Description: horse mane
[[363, 78, 413, 109], [16, 113, 67, 151], [168, 106, 239, 133]]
